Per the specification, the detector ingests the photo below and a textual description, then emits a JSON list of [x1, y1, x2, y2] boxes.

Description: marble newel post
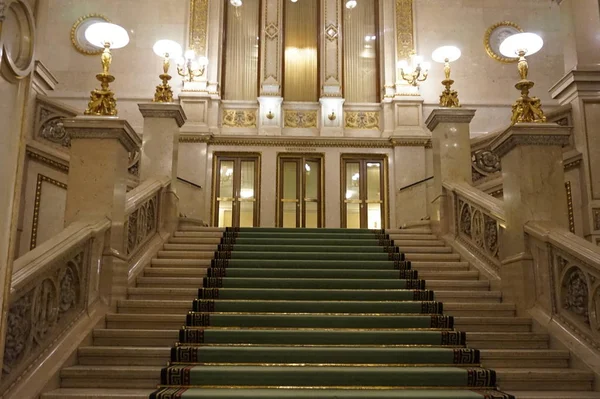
[[425, 109, 476, 233], [139, 103, 187, 234], [63, 117, 142, 302], [490, 123, 571, 311]]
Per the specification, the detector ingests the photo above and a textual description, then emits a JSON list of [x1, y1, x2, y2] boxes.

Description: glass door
[[278, 155, 323, 228], [213, 154, 260, 227], [342, 157, 387, 229]]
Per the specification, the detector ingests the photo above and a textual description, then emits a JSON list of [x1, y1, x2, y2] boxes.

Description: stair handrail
[[524, 220, 600, 355], [123, 176, 171, 259], [443, 181, 505, 277], [4, 218, 111, 390]]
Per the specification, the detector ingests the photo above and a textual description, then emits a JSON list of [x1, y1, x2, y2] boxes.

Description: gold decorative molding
[[284, 111, 318, 128], [395, 0, 415, 61], [345, 111, 380, 130], [265, 23, 279, 40], [70, 14, 111, 55], [31, 174, 67, 250], [26, 148, 69, 172], [325, 23, 338, 42], [222, 110, 257, 128], [566, 181, 575, 233], [484, 21, 523, 63], [189, 0, 209, 56]]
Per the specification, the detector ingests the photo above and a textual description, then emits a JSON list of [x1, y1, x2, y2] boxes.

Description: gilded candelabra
[[85, 42, 118, 116], [177, 51, 208, 82], [510, 50, 546, 124], [83, 22, 129, 116], [499, 32, 546, 125], [154, 54, 174, 103], [439, 58, 460, 108], [398, 57, 430, 87]]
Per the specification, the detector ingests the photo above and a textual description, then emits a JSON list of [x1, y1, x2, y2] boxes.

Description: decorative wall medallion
[[0, 0, 36, 82], [128, 151, 140, 177], [222, 110, 257, 128], [593, 209, 600, 231], [284, 111, 318, 128], [472, 150, 501, 178], [484, 21, 523, 63], [325, 23, 338, 41], [345, 112, 380, 129], [40, 117, 70, 147], [265, 23, 279, 40], [562, 267, 589, 324], [70, 14, 110, 55], [395, 0, 415, 60], [30, 174, 67, 250], [189, 0, 209, 56]]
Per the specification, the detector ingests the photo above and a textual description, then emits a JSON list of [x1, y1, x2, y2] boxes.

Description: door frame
[[340, 154, 390, 229], [276, 152, 325, 228], [211, 152, 262, 227]]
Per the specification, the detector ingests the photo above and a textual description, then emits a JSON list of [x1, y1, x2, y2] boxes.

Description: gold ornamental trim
[[345, 111, 380, 130], [31, 174, 67, 250], [484, 21, 523, 64], [565, 181, 575, 233], [284, 111, 318, 128], [222, 110, 257, 128], [70, 14, 111, 56], [395, 0, 415, 61], [179, 135, 432, 149], [189, 0, 209, 56]]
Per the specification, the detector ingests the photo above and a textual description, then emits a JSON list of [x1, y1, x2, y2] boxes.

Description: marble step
[[163, 243, 219, 251], [151, 258, 212, 267], [76, 346, 567, 368], [174, 231, 225, 238], [394, 246, 453, 253], [41, 388, 153, 399], [104, 313, 530, 332], [466, 332, 549, 349], [388, 234, 439, 241], [162, 243, 454, 254], [59, 365, 595, 391], [116, 299, 515, 317], [142, 268, 480, 280], [92, 328, 549, 350], [495, 368, 595, 391], [126, 287, 502, 303], [169, 237, 222, 245], [93, 329, 179, 347], [135, 277, 491, 290], [179, 226, 225, 232], [41, 388, 600, 399]]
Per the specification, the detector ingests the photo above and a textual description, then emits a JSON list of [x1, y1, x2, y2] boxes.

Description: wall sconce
[[152, 40, 182, 103], [83, 22, 129, 116], [328, 110, 336, 121], [397, 55, 430, 87], [500, 32, 546, 124], [177, 50, 208, 82], [266, 110, 275, 120], [432, 46, 461, 108]]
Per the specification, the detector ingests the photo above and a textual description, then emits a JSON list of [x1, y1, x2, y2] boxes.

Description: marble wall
[[416, 0, 564, 134]]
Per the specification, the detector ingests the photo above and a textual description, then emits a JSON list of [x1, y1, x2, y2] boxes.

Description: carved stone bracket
[[34, 96, 78, 150]]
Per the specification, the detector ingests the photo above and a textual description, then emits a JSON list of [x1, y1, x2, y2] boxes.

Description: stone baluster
[[138, 103, 187, 234], [62, 117, 142, 303], [490, 123, 570, 312]]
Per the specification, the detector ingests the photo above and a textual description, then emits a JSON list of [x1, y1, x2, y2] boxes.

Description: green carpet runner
[[150, 228, 514, 399]]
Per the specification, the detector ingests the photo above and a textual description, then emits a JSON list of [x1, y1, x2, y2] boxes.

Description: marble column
[[490, 123, 570, 311], [139, 103, 187, 234], [63, 117, 142, 302], [425, 109, 476, 232], [550, 0, 600, 245]]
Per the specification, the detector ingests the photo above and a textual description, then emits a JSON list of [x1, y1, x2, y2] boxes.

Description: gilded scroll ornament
[[189, 0, 209, 56], [345, 112, 380, 129], [284, 111, 318, 128], [223, 110, 258, 128], [395, 0, 415, 61]]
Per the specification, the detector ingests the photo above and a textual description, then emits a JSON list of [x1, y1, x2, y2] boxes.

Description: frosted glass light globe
[[85, 22, 129, 49], [153, 40, 182, 59], [346, 0, 357, 9], [432, 46, 462, 63], [500, 32, 543, 57]]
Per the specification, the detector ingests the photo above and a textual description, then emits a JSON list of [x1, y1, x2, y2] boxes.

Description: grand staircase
[[42, 224, 600, 399]]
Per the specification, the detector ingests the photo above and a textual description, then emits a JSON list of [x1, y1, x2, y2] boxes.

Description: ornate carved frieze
[[30, 174, 67, 250], [3, 245, 88, 386], [126, 194, 158, 256], [491, 129, 571, 159], [345, 112, 380, 130], [395, 0, 415, 61], [593, 209, 600, 231], [189, 0, 209, 56], [222, 110, 257, 128], [284, 111, 318, 128]]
